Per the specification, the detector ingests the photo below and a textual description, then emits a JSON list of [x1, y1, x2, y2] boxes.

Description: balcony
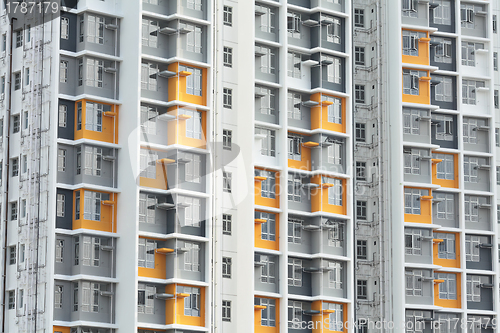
[[72, 189, 117, 233], [74, 13, 120, 56], [465, 234, 493, 271], [431, 191, 459, 228]]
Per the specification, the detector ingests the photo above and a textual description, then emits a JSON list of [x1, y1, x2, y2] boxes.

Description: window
[[327, 220, 344, 247], [435, 314, 460, 333], [223, 171, 232, 193], [356, 161, 366, 181], [327, 261, 343, 289], [73, 283, 78, 311], [403, 69, 422, 95], [322, 55, 342, 83], [404, 188, 425, 215], [355, 85, 365, 103], [462, 42, 483, 67], [434, 76, 453, 102], [460, 4, 476, 28], [223, 129, 232, 150], [12, 114, 20, 133], [258, 170, 275, 199], [324, 95, 342, 124], [81, 282, 100, 312], [258, 212, 275, 241], [180, 65, 203, 96], [24, 68, 29, 87], [14, 73, 21, 91], [179, 196, 201, 227], [79, 191, 108, 221], [327, 178, 343, 206], [288, 173, 302, 202], [327, 140, 342, 165], [438, 233, 456, 259], [354, 9, 364, 27], [287, 51, 301, 78], [322, 15, 341, 44], [257, 4, 275, 33], [257, 45, 276, 75], [223, 46, 233, 67], [464, 195, 479, 222], [20, 200, 26, 219], [183, 23, 203, 53], [87, 15, 104, 44], [8, 290, 14, 310], [140, 105, 157, 135], [258, 254, 276, 283], [255, 127, 276, 157], [288, 258, 302, 287], [405, 269, 423, 296], [179, 108, 202, 139], [434, 114, 454, 141], [186, 0, 202, 10], [496, 128, 500, 146], [138, 193, 156, 224], [435, 193, 454, 220], [433, 37, 452, 64], [61, 17, 69, 40], [433, 153, 453, 180], [138, 238, 156, 268], [84, 58, 104, 88], [356, 201, 367, 220], [223, 6, 233, 26], [497, 166, 500, 185], [257, 298, 276, 327], [55, 239, 64, 263], [222, 257, 232, 278], [1, 76, 4, 94], [141, 62, 158, 91], [137, 283, 155, 314], [433, 0, 452, 25], [19, 244, 25, 263], [287, 92, 302, 120], [11, 158, 18, 177], [357, 240, 367, 260], [58, 105, 67, 128], [57, 149, 66, 172], [466, 275, 481, 302], [324, 303, 344, 331], [494, 52, 498, 71], [142, 19, 159, 48], [183, 242, 200, 272], [18, 290, 23, 310], [495, 90, 499, 109], [405, 228, 422, 255], [288, 135, 302, 161], [403, 149, 421, 175], [15, 30, 22, 48], [402, 30, 424, 56], [403, 109, 420, 135], [463, 156, 479, 183], [82, 147, 103, 176], [55, 285, 63, 309], [436, 273, 457, 300], [256, 86, 275, 115], [81, 236, 101, 267], [355, 123, 366, 142], [357, 280, 367, 299], [9, 246, 16, 265], [287, 12, 301, 38], [222, 300, 231, 322], [494, 14, 498, 33], [223, 88, 232, 108], [222, 214, 232, 235], [288, 301, 302, 328], [287, 218, 302, 244], [465, 235, 480, 262], [402, 0, 416, 17], [57, 194, 65, 218], [184, 153, 201, 184]]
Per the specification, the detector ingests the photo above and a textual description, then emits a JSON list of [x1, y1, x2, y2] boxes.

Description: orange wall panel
[[167, 63, 207, 106], [434, 273, 461, 309], [310, 93, 346, 133], [402, 70, 431, 105], [53, 327, 71, 333], [255, 298, 279, 333], [74, 100, 118, 144], [138, 237, 166, 279], [166, 107, 207, 149], [401, 30, 430, 66], [431, 153, 459, 189], [254, 169, 280, 209], [165, 284, 205, 327], [403, 188, 432, 224], [433, 232, 461, 268], [72, 190, 116, 233], [310, 175, 346, 215], [255, 210, 279, 251]]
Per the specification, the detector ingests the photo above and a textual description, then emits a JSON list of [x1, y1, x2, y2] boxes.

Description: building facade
[[0, 0, 497, 333]]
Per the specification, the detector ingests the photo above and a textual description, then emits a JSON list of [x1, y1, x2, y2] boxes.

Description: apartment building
[[0, 0, 497, 333]]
